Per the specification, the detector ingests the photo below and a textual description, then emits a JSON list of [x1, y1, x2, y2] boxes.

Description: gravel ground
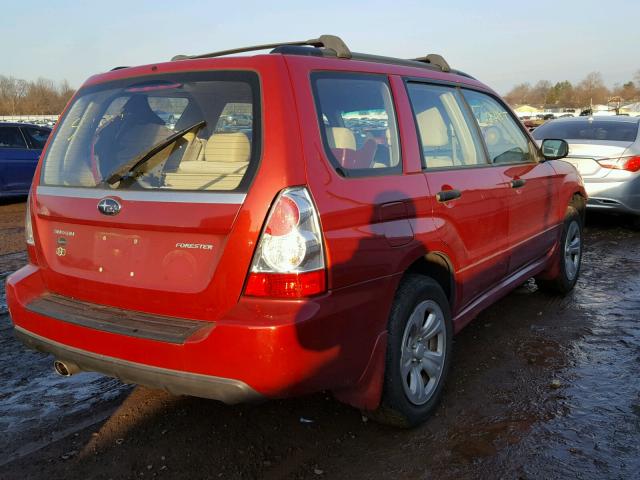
[[1, 199, 638, 479]]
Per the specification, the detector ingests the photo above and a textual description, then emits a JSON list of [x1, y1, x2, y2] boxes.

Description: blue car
[[0, 122, 51, 198]]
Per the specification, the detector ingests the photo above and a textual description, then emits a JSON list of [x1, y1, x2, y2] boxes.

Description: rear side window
[[312, 73, 401, 175], [41, 71, 260, 192], [532, 120, 640, 142], [463, 90, 533, 164], [22, 127, 51, 149], [406, 83, 486, 169], [0, 127, 27, 149]]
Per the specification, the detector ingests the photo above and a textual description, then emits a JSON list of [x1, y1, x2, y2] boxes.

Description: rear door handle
[[436, 189, 462, 202], [511, 178, 526, 189]]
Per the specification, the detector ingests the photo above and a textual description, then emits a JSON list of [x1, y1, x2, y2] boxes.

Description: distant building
[[620, 102, 640, 116], [513, 104, 542, 117]]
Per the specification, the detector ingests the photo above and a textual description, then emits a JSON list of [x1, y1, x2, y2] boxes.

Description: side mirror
[[541, 139, 569, 160]]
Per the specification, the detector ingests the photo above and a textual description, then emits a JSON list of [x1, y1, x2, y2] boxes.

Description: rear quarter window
[[22, 127, 51, 149], [312, 73, 401, 176]]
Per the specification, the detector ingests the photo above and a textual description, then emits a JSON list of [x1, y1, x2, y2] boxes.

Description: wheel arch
[[571, 191, 587, 223], [404, 251, 456, 310]]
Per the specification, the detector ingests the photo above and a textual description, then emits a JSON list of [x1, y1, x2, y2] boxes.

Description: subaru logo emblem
[[97, 198, 121, 216]]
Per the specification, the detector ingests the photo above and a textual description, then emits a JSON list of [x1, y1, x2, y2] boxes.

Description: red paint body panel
[[424, 167, 510, 312], [7, 52, 586, 411]]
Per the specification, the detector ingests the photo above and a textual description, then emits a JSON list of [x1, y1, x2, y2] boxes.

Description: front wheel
[[537, 206, 583, 294], [370, 275, 453, 428]]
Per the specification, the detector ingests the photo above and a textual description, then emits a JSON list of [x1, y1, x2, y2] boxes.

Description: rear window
[[532, 120, 639, 142], [41, 71, 260, 192]]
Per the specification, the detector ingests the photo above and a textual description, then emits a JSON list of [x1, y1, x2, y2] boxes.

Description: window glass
[[407, 83, 485, 168], [215, 102, 253, 133], [40, 72, 260, 192], [0, 127, 27, 149], [463, 90, 533, 164], [312, 74, 400, 174], [147, 97, 188, 130], [22, 127, 51, 149], [532, 119, 639, 142]]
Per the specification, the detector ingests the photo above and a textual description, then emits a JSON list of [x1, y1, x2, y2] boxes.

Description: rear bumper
[[15, 326, 261, 404], [7, 263, 397, 404], [584, 176, 640, 215]]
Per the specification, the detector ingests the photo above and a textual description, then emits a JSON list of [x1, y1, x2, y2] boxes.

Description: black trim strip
[[26, 293, 210, 344]]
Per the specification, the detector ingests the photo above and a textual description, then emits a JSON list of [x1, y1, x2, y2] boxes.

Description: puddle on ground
[[0, 251, 131, 465]]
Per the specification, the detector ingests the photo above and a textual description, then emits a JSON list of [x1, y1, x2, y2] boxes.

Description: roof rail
[[171, 34, 352, 61], [412, 54, 451, 73]]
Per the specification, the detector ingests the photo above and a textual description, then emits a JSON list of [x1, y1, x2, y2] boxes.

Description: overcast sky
[[3, 0, 638, 94]]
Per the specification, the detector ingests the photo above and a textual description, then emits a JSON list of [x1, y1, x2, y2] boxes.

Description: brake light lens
[[245, 271, 326, 298], [245, 187, 326, 298], [598, 155, 640, 172], [25, 193, 35, 246]]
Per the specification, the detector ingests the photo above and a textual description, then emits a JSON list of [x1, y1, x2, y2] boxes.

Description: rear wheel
[[370, 275, 453, 428], [537, 206, 583, 294]]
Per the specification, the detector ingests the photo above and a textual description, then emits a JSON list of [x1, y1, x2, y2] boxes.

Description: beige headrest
[[204, 132, 250, 163], [417, 108, 448, 147], [326, 127, 356, 150]]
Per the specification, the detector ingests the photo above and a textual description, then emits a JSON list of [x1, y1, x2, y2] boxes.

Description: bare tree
[[0, 75, 75, 115], [529, 80, 552, 106], [575, 72, 609, 107], [504, 83, 531, 105], [0, 76, 28, 115]]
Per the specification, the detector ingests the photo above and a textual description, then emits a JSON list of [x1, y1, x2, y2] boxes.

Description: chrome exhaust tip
[[53, 359, 79, 377]]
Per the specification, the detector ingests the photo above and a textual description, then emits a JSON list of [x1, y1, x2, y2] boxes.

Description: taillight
[[25, 192, 35, 246], [245, 187, 326, 298], [598, 155, 640, 172]]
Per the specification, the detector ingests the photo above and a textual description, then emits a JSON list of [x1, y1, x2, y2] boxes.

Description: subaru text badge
[[98, 198, 121, 216]]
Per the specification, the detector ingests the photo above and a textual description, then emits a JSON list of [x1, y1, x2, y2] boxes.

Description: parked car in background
[[0, 122, 51, 198], [533, 116, 640, 225], [7, 34, 585, 428]]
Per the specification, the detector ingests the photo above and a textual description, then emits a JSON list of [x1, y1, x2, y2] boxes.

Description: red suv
[[7, 35, 586, 427]]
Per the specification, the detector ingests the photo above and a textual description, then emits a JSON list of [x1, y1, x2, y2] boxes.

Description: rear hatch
[[32, 70, 262, 319], [532, 118, 638, 178]]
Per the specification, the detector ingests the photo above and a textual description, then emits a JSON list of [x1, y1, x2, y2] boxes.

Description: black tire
[[369, 274, 453, 428], [537, 206, 583, 294]]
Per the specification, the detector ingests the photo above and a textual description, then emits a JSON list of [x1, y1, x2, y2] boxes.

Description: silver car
[[533, 116, 640, 223]]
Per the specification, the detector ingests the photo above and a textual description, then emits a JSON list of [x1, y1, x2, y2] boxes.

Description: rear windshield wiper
[[102, 120, 206, 186]]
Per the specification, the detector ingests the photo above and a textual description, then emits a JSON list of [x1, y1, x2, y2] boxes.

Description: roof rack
[[171, 34, 351, 61], [412, 54, 451, 73], [169, 34, 468, 78]]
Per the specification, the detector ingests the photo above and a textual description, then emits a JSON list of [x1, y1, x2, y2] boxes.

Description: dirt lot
[[0, 199, 29, 256], [1, 199, 639, 479]]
